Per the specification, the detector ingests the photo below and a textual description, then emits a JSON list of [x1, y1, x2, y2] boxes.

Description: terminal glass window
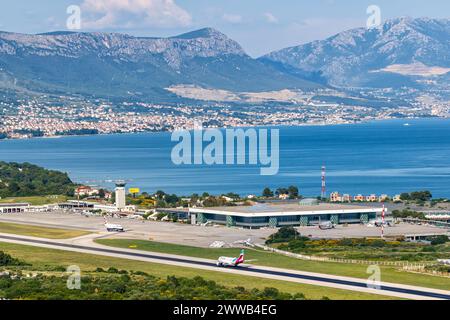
[[235, 216, 269, 224], [340, 213, 361, 222], [205, 214, 227, 222], [277, 215, 300, 223]]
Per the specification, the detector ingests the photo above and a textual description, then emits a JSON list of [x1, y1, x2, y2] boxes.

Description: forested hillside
[[0, 161, 75, 198]]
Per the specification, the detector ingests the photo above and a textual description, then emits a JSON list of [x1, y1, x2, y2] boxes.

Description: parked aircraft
[[319, 221, 335, 230], [105, 223, 125, 232]]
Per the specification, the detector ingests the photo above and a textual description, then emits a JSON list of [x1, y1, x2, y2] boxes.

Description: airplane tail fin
[[236, 249, 245, 264]]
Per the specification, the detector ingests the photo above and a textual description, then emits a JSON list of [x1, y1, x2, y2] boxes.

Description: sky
[[0, 0, 449, 57]]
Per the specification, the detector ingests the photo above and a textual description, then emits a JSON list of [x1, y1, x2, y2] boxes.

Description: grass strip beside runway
[[96, 239, 450, 291], [0, 222, 91, 239], [0, 241, 395, 300]]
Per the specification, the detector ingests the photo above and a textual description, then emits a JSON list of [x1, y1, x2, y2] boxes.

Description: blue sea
[[1, 118, 450, 198]]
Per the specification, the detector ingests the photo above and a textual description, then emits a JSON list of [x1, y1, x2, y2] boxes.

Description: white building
[[190, 203, 384, 228], [0, 203, 30, 213], [75, 186, 100, 197], [330, 192, 342, 202], [115, 181, 127, 210]]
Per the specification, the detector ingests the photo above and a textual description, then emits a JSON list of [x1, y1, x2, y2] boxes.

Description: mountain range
[[0, 17, 448, 103], [262, 17, 450, 88], [0, 27, 318, 102]]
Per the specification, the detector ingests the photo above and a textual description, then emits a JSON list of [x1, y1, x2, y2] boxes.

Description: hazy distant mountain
[[1, 18, 447, 103], [0, 28, 318, 102], [261, 17, 450, 88]]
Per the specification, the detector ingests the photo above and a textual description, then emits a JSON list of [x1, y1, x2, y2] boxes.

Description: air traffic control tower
[[115, 181, 127, 210]]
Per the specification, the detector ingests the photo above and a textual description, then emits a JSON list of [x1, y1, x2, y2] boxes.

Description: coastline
[[1, 117, 450, 198], [1, 116, 446, 142]]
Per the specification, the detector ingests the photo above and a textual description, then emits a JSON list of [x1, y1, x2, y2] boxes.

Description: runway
[[1, 233, 449, 300]]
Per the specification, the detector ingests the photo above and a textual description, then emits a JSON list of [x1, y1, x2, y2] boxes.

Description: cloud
[[80, 0, 192, 29], [264, 12, 278, 24], [222, 13, 243, 24]]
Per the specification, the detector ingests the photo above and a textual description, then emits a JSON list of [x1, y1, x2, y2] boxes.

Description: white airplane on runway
[[216, 249, 245, 267], [105, 223, 125, 232], [103, 217, 125, 232]]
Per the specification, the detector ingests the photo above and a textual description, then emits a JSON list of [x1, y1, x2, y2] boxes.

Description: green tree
[[288, 186, 299, 199], [400, 193, 411, 201], [400, 191, 433, 202], [0, 161, 75, 198], [275, 188, 289, 196], [391, 209, 425, 219], [410, 191, 433, 201], [266, 227, 306, 244], [155, 190, 166, 200], [98, 189, 106, 198], [165, 194, 179, 205], [262, 188, 274, 198], [0, 251, 27, 266], [430, 235, 449, 245]]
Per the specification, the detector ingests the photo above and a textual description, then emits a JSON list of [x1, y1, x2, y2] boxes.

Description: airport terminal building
[[189, 202, 383, 228]]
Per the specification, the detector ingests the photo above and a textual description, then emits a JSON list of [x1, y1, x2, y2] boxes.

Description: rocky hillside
[[0, 28, 319, 101], [261, 17, 450, 88]]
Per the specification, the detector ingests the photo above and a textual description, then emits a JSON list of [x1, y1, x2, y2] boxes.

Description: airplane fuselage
[[216, 250, 245, 267]]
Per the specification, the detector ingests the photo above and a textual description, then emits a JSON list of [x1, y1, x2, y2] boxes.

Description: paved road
[[1, 233, 449, 300]]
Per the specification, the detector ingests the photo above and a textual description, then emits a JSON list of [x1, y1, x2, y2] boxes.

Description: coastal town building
[[75, 186, 100, 197], [331, 192, 352, 203], [220, 196, 235, 202], [330, 192, 342, 202], [342, 194, 352, 202], [278, 194, 290, 200], [331, 192, 395, 203]]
